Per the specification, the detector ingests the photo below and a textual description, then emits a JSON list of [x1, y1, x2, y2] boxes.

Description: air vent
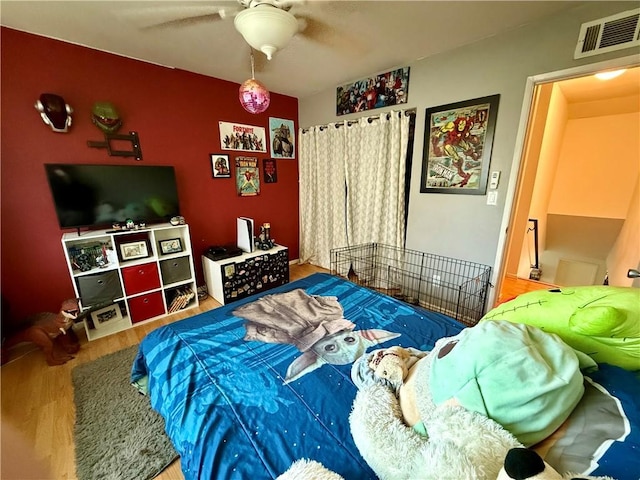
[[574, 8, 640, 59]]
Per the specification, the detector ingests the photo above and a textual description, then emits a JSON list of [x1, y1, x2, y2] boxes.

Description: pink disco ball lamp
[[239, 78, 270, 114]]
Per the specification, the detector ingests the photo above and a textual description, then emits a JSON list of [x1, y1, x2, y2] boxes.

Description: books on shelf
[[168, 287, 195, 313]]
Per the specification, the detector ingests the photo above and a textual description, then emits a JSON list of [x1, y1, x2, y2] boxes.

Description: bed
[[131, 273, 640, 479]]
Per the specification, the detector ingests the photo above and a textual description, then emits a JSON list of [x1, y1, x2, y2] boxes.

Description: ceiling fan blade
[[117, 5, 241, 30], [272, 0, 307, 10], [239, 0, 306, 10], [296, 15, 368, 55]]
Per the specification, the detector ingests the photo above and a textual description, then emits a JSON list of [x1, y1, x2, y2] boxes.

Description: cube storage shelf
[[61, 223, 199, 341]]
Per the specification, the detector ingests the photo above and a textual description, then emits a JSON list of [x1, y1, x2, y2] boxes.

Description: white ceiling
[[556, 66, 640, 104], [1, 0, 590, 99]]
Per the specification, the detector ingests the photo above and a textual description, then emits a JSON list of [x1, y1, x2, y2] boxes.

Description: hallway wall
[[517, 91, 640, 285]]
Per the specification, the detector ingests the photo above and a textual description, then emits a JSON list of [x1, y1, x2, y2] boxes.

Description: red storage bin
[[121, 262, 161, 296], [128, 291, 165, 323]]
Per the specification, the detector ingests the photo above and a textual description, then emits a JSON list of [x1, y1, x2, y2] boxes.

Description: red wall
[[1, 27, 300, 322]]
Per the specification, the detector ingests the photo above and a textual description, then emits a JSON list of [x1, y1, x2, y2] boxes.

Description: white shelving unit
[[61, 223, 199, 341]]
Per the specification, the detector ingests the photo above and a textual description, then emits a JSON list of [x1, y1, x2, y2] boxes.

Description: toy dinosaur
[[1, 298, 81, 366]]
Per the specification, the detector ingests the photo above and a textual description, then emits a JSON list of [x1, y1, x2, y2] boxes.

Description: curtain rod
[[301, 108, 416, 134]]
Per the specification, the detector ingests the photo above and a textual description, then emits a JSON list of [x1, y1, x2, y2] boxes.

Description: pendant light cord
[[250, 51, 256, 80]]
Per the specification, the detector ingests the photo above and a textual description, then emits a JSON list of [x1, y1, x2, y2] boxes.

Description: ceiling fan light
[[234, 6, 298, 60], [239, 78, 271, 114]]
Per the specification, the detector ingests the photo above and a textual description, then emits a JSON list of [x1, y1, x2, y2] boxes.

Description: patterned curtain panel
[[344, 112, 409, 247], [298, 124, 348, 268], [298, 111, 410, 269]]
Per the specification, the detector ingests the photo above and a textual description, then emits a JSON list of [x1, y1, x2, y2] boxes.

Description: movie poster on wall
[[219, 121, 267, 153], [336, 66, 410, 116], [236, 156, 260, 196], [268, 117, 295, 159], [263, 158, 277, 183]]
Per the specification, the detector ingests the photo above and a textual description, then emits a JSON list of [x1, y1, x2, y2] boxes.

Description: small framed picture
[[268, 117, 295, 158], [90, 303, 123, 330], [159, 238, 183, 255], [211, 154, 231, 178], [119, 240, 149, 260], [263, 158, 277, 183]]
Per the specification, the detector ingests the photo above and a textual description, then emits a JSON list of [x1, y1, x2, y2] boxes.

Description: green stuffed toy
[[482, 286, 640, 371], [428, 321, 596, 446]]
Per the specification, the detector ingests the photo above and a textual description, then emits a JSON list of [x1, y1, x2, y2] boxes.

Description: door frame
[[490, 54, 640, 307]]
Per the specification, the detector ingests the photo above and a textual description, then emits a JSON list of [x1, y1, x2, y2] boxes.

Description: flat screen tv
[[44, 164, 180, 230]]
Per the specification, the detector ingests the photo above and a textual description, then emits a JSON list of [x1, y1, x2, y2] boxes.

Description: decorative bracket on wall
[[87, 131, 143, 161]]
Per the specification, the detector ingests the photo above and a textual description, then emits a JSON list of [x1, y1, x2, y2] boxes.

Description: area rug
[[72, 345, 178, 480]]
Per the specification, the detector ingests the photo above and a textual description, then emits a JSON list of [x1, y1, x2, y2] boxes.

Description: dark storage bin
[[77, 270, 123, 306], [160, 256, 192, 285]]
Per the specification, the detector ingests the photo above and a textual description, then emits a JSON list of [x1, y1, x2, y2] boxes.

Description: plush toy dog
[[368, 345, 414, 390], [364, 344, 426, 426], [1, 299, 81, 366]]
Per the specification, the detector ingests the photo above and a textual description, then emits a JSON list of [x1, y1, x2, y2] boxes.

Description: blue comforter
[[131, 273, 640, 479], [131, 273, 464, 479]]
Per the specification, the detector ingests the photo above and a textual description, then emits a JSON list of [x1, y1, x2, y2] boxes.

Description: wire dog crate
[[330, 243, 492, 326]]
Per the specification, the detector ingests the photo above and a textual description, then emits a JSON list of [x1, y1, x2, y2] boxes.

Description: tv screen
[[44, 164, 180, 229]]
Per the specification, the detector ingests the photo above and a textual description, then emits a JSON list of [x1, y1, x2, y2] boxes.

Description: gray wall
[[299, 2, 639, 273]]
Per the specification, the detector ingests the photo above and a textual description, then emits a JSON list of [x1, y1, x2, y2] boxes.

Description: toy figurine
[[1, 299, 81, 366], [256, 223, 275, 250]]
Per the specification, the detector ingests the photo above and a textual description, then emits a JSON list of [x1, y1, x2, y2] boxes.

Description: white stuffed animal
[[276, 459, 345, 480], [349, 383, 522, 480], [275, 448, 618, 480], [349, 343, 618, 480]]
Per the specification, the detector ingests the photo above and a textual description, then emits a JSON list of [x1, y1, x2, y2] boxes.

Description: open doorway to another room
[[496, 60, 640, 306]]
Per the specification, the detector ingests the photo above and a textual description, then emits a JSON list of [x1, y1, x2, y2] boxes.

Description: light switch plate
[[487, 191, 498, 205], [489, 171, 501, 189]]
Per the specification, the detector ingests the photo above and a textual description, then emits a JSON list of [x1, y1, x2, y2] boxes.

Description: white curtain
[[298, 123, 348, 268], [344, 113, 409, 246], [298, 111, 410, 269]]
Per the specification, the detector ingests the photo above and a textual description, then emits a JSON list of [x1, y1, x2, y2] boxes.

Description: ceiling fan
[[120, 0, 333, 61], [234, 0, 299, 60]]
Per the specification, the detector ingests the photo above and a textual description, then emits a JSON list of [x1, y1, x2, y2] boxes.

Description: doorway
[[494, 56, 640, 306]]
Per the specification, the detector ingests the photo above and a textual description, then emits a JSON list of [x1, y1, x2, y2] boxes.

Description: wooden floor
[[495, 274, 557, 306], [0, 264, 546, 479]]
